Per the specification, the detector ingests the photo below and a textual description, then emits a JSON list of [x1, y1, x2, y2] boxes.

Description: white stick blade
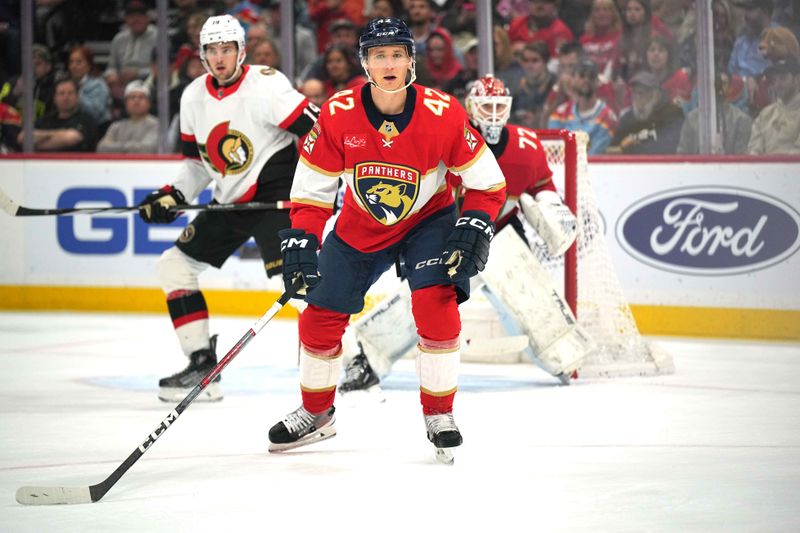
[[16, 486, 92, 505], [0, 187, 20, 216]]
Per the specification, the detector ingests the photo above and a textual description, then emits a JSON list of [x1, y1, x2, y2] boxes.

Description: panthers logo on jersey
[[198, 121, 254, 177], [354, 162, 420, 225]]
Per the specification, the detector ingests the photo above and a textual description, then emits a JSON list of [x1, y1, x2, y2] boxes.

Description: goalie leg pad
[[349, 283, 418, 377], [480, 228, 597, 378]]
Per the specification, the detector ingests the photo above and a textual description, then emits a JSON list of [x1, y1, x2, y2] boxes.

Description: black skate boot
[[268, 405, 336, 452], [158, 335, 222, 402], [425, 412, 462, 465], [339, 349, 381, 395]]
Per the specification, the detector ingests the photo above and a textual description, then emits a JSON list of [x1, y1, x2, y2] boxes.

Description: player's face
[[205, 42, 240, 82], [366, 45, 412, 91]]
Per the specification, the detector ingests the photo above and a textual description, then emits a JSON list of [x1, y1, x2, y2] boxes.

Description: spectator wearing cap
[[678, 71, 752, 154], [548, 58, 618, 154], [302, 18, 359, 82], [608, 70, 684, 154], [17, 78, 98, 152], [105, 1, 158, 101], [68, 45, 112, 131], [8, 44, 56, 119], [508, 0, 575, 58], [748, 59, 800, 154], [97, 80, 158, 153], [309, 0, 351, 54]]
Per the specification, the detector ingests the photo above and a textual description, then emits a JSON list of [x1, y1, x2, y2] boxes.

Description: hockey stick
[[15, 278, 303, 506], [0, 187, 290, 217]]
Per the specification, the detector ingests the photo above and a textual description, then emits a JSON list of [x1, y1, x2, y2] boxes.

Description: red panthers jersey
[[450, 125, 555, 229], [291, 83, 506, 252]]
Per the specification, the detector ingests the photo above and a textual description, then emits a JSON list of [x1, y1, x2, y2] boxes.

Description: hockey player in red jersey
[[339, 75, 579, 396], [267, 18, 506, 462], [137, 15, 319, 403]]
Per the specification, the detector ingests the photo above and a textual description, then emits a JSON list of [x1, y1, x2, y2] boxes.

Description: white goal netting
[[527, 130, 674, 378]]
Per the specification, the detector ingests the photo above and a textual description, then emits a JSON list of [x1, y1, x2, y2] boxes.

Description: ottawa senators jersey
[[291, 83, 506, 253], [449, 125, 555, 229], [174, 65, 318, 204]]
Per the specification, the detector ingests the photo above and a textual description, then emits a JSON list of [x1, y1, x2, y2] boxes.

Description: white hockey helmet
[[199, 15, 246, 76], [466, 75, 513, 145]]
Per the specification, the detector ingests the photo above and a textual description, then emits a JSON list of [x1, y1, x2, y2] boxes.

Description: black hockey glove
[[441, 210, 495, 280], [279, 228, 321, 299], [138, 186, 186, 224]]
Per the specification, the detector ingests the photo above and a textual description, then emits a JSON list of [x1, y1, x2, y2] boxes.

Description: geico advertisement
[[590, 162, 800, 309]]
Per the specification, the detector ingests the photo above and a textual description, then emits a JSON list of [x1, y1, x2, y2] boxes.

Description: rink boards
[[0, 154, 798, 340]]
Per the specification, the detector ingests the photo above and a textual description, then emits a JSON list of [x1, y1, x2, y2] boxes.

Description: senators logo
[[198, 121, 254, 176], [355, 162, 419, 225]]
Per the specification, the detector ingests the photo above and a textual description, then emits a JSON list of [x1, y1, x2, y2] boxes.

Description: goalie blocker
[[344, 227, 595, 382]]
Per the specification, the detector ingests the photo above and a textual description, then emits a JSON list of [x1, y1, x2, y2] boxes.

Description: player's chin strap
[[363, 61, 417, 95]]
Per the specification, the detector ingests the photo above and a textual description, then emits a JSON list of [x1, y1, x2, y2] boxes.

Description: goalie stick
[[15, 278, 303, 506], [0, 187, 290, 217]]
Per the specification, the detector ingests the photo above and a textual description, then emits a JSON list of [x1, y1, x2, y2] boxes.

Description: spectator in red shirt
[[645, 35, 692, 107], [508, 0, 575, 57], [580, 0, 622, 78], [616, 0, 673, 81]]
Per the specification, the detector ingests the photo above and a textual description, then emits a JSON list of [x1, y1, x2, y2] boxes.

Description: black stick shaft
[[13, 200, 291, 217]]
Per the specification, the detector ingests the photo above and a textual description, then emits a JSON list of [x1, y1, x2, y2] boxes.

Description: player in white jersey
[[137, 15, 319, 403]]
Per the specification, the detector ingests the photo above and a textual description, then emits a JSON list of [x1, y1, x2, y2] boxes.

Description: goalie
[[340, 75, 593, 394]]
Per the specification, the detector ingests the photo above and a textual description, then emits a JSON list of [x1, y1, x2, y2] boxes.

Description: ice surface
[[0, 311, 798, 532]]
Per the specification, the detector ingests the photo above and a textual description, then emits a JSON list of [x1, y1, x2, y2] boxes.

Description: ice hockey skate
[[339, 347, 385, 404], [425, 412, 463, 465], [158, 335, 222, 402], [268, 405, 337, 452]]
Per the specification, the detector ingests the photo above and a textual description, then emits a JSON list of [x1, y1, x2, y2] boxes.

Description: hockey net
[[520, 129, 673, 378]]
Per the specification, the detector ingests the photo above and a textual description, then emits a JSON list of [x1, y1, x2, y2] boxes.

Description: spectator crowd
[[1, 0, 798, 155]]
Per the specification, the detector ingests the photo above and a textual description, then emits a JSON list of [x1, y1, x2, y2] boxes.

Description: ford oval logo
[[616, 187, 800, 275]]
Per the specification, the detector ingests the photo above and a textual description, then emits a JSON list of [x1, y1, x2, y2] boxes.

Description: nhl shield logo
[[355, 162, 420, 225]]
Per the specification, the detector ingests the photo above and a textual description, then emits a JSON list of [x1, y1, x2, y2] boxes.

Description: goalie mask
[[358, 17, 416, 94], [466, 75, 513, 145], [199, 15, 246, 82]]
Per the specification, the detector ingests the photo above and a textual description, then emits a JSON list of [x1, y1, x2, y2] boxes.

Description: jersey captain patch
[[198, 121, 254, 177], [354, 162, 420, 225]]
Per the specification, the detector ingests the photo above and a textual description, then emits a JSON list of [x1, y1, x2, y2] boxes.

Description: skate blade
[[158, 383, 223, 403], [435, 447, 454, 465], [268, 425, 337, 453]]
